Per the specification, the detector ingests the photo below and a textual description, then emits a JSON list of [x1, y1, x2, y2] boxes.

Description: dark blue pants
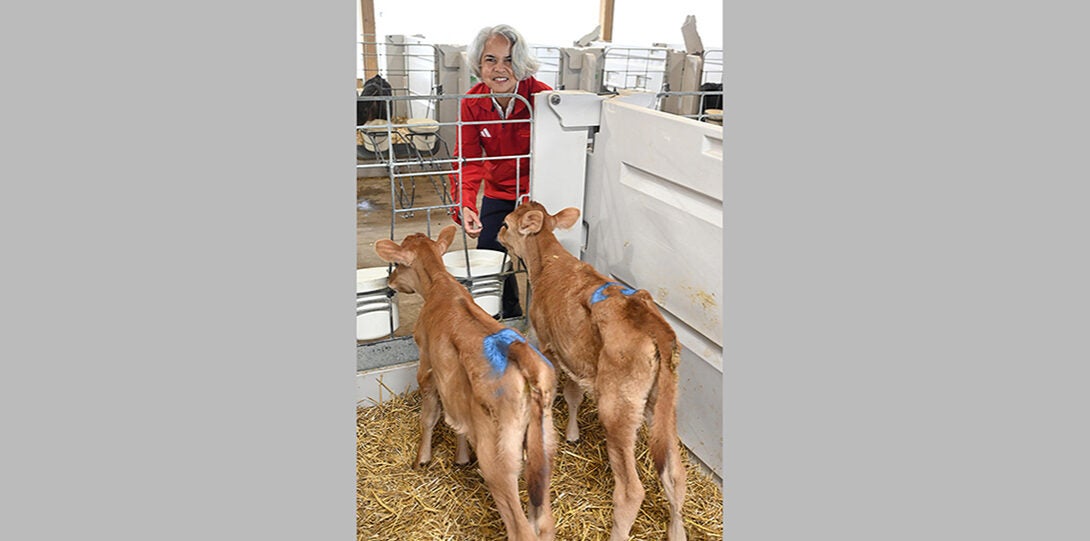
[[476, 196, 522, 318]]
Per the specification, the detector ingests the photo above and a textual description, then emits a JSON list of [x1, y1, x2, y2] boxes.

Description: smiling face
[[479, 34, 517, 95]]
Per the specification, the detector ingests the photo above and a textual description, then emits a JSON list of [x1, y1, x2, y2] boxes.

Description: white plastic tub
[[359, 119, 391, 153], [357, 267, 399, 340], [442, 249, 510, 317], [406, 118, 439, 152], [442, 249, 508, 278]]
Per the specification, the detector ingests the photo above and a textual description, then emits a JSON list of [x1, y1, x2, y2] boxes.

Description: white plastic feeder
[[357, 266, 399, 340], [405, 118, 439, 152], [442, 249, 510, 317], [359, 119, 391, 153]]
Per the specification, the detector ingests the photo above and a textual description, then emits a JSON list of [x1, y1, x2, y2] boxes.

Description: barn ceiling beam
[[360, 0, 379, 81], [599, 0, 615, 42]]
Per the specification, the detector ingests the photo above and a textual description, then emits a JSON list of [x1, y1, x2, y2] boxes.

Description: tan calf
[[498, 201, 687, 541], [374, 225, 558, 541]]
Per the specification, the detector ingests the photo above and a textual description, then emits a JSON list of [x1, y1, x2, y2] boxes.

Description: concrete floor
[[357, 162, 527, 344]]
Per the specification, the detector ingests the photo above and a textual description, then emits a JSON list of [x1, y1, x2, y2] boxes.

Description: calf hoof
[[668, 526, 687, 541], [415, 447, 433, 468], [565, 420, 580, 442]]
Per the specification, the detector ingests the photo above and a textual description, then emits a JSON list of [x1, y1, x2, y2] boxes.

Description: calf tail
[[513, 342, 557, 508], [647, 328, 688, 539], [649, 335, 682, 477]]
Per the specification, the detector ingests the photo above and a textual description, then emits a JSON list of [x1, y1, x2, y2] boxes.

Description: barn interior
[[356, 0, 724, 538]]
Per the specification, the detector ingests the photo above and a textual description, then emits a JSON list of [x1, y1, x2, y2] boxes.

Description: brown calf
[[374, 225, 558, 541], [498, 201, 687, 541]]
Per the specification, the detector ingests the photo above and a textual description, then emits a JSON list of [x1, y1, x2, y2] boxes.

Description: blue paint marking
[[482, 328, 553, 377], [589, 281, 637, 305], [482, 328, 520, 375]]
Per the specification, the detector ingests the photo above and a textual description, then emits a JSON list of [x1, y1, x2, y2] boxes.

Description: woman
[[449, 24, 553, 319]]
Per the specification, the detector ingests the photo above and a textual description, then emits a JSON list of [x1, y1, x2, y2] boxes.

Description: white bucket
[[360, 119, 391, 153], [406, 118, 439, 152], [357, 267, 399, 340], [467, 280, 503, 316], [442, 249, 510, 317]]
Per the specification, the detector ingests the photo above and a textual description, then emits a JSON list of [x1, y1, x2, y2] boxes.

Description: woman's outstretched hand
[[462, 208, 483, 238]]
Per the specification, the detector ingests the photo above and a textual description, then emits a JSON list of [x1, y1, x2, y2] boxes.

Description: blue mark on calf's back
[[590, 281, 637, 305], [482, 328, 553, 377]]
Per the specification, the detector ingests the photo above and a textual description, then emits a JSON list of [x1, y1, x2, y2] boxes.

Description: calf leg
[[562, 377, 584, 442], [414, 368, 441, 467], [659, 439, 688, 541], [476, 433, 536, 541], [454, 434, 471, 465], [598, 393, 647, 541]]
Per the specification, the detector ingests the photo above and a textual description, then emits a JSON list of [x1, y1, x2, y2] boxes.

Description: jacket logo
[[480, 128, 492, 138]]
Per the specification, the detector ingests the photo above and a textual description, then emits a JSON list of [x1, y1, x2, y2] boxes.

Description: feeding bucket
[[359, 119, 392, 153], [357, 266, 399, 340], [406, 118, 440, 152], [442, 249, 510, 317]]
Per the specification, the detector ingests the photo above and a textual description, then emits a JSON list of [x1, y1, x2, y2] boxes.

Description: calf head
[[497, 200, 580, 260], [373, 225, 456, 294]]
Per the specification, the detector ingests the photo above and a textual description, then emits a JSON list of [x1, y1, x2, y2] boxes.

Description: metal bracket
[[544, 91, 604, 129]]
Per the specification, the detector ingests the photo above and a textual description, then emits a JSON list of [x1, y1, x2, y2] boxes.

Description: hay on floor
[[357, 387, 723, 540]]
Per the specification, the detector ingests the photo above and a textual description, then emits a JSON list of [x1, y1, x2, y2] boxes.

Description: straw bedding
[[357, 381, 723, 540]]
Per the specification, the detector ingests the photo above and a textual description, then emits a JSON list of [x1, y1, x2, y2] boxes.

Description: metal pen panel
[[601, 46, 669, 93], [358, 92, 536, 347]]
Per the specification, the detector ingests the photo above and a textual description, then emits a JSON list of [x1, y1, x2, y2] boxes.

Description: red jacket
[[449, 76, 553, 222]]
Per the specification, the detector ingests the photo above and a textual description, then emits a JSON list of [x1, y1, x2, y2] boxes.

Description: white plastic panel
[[584, 100, 723, 347], [435, 45, 466, 148], [560, 47, 604, 92], [530, 91, 603, 257], [583, 99, 723, 478], [357, 361, 419, 407]]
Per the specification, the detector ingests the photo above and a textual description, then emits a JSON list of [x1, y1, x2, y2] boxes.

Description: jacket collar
[[467, 78, 533, 117]]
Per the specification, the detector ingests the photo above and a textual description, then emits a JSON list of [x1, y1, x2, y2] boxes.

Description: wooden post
[[599, 0, 615, 42], [360, 0, 379, 81]]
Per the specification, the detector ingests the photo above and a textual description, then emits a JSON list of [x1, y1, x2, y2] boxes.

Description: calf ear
[[553, 207, 581, 230], [374, 239, 413, 265], [435, 225, 457, 253], [517, 209, 545, 235]]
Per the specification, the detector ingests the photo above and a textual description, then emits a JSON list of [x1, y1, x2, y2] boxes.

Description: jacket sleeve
[[448, 102, 488, 223]]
